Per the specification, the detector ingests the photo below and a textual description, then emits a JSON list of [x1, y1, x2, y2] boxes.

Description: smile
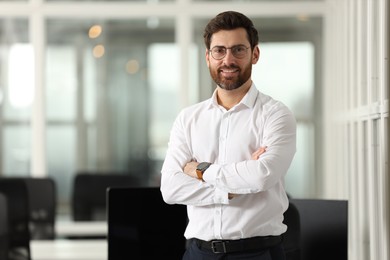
[[219, 67, 239, 75]]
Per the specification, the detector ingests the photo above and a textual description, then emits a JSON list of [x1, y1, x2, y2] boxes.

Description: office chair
[[0, 178, 31, 260], [282, 201, 301, 260], [0, 192, 9, 260], [290, 199, 348, 260], [72, 173, 141, 221], [24, 177, 56, 240]]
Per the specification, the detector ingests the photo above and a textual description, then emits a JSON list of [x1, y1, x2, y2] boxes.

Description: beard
[[209, 62, 252, 91]]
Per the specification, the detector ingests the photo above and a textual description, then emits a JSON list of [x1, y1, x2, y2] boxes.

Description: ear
[[205, 49, 211, 67], [252, 46, 260, 64]]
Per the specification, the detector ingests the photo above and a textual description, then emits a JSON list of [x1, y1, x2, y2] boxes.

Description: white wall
[[323, 0, 389, 259]]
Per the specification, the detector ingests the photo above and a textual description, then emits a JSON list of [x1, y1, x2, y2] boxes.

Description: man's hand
[[251, 146, 267, 160], [184, 161, 199, 179]]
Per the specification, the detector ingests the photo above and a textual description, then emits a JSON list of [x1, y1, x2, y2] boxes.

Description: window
[[0, 19, 31, 176], [45, 19, 177, 202]]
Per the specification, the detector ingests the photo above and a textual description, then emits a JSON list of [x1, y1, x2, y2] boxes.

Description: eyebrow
[[211, 44, 247, 48]]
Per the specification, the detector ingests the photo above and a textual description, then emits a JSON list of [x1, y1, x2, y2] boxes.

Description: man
[[161, 11, 296, 260]]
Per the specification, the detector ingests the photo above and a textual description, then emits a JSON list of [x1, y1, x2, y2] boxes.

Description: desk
[[55, 221, 107, 238], [31, 239, 107, 260]]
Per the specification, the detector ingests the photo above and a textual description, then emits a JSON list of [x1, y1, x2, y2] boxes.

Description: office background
[[0, 0, 388, 260]]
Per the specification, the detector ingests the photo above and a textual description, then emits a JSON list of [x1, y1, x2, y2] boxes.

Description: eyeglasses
[[209, 45, 250, 60]]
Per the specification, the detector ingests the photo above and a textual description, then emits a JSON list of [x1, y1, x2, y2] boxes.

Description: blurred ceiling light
[[0, 89, 3, 105], [89, 25, 102, 39], [297, 15, 309, 22], [93, 44, 105, 58], [126, 59, 140, 74], [8, 44, 34, 108]]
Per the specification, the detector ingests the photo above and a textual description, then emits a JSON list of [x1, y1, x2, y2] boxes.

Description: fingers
[[183, 161, 199, 178], [251, 146, 267, 160], [228, 193, 236, 200]]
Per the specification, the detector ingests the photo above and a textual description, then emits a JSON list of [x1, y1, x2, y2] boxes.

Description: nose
[[223, 49, 236, 63]]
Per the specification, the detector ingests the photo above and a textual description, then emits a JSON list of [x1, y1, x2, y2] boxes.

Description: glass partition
[[0, 19, 31, 176], [46, 18, 177, 202]]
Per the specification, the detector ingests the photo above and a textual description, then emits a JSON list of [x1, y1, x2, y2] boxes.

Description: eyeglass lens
[[210, 45, 249, 59]]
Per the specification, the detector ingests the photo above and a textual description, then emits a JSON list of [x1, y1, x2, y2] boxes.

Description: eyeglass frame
[[208, 45, 251, 60]]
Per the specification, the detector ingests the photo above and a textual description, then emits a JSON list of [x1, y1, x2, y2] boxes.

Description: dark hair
[[203, 11, 259, 50]]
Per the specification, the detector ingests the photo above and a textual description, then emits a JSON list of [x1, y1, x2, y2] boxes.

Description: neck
[[216, 79, 252, 110]]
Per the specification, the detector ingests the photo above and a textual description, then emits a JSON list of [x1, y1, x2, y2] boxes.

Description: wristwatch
[[196, 162, 211, 181]]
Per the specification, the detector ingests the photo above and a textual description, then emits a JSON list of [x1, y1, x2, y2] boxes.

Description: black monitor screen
[[107, 186, 187, 259]]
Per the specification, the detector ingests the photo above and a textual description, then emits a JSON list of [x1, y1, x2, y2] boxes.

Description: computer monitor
[[107, 186, 187, 259]]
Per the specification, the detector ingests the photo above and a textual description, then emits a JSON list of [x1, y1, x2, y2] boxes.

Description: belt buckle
[[211, 240, 227, 253]]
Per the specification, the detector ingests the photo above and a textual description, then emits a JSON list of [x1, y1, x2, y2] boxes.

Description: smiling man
[[161, 11, 297, 260]]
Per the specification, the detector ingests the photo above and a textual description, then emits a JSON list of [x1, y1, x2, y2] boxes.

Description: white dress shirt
[[161, 84, 296, 241]]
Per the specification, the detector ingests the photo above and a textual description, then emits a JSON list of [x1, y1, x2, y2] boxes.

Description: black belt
[[194, 235, 282, 254]]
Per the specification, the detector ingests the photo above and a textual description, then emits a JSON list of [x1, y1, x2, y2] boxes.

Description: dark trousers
[[182, 239, 286, 260]]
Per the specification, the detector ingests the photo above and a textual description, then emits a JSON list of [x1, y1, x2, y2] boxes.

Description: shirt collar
[[208, 83, 258, 110], [240, 83, 258, 109]]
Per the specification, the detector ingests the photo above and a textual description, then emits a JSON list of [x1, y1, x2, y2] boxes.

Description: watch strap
[[196, 162, 211, 181]]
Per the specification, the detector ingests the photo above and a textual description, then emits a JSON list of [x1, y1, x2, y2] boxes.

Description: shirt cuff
[[202, 164, 230, 204], [202, 163, 219, 184]]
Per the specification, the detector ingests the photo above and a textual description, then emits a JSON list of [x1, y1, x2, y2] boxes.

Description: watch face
[[197, 162, 211, 171]]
